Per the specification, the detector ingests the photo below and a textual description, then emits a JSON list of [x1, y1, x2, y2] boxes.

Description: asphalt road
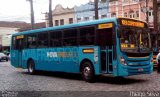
[[0, 61, 160, 97]]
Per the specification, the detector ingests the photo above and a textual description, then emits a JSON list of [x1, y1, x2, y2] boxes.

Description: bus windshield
[[119, 27, 151, 53]]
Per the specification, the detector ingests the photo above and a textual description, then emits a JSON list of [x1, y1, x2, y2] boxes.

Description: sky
[[0, 0, 90, 23]]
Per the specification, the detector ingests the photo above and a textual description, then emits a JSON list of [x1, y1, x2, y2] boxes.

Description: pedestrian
[[156, 52, 160, 73]]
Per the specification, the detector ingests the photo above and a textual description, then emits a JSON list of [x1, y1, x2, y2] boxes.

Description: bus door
[[98, 24, 114, 73], [16, 36, 24, 67]]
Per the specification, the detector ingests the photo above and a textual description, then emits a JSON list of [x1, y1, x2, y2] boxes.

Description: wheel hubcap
[[84, 67, 91, 78], [29, 63, 33, 73]]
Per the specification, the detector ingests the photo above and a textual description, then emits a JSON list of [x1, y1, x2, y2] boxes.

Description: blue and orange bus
[[10, 17, 153, 82]]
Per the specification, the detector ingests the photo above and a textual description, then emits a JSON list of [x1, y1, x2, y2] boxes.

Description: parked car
[[153, 51, 159, 68], [156, 52, 160, 72], [0, 53, 8, 62]]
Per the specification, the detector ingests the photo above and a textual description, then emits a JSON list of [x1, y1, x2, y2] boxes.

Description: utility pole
[[94, 0, 99, 20], [146, 0, 149, 23], [153, 0, 158, 50], [27, 0, 35, 29], [48, 0, 53, 27], [153, 0, 158, 30]]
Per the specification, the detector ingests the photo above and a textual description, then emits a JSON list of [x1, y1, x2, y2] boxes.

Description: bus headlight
[[120, 57, 127, 66]]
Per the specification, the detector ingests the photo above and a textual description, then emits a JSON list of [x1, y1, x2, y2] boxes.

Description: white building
[[0, 21, 29, 51]]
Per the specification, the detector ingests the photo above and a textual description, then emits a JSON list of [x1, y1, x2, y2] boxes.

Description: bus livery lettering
[[47, 52, 58, 58], [47, 52, 77, 58]]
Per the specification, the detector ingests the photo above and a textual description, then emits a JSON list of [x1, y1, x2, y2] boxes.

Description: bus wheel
[[82, 62, 95, 82], [27, 60, 36, 75]]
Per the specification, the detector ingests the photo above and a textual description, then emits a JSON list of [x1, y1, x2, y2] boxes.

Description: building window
[[136, 11, 139, 18], [101, 15, 107, 19], [124, 12, 128, 17], [55, 20, 59, 26], [109, 1, 116, 6], [77, 18, 81, 22], [69, 18, 73, 24], [148, 10, 153, 17], [93, 16, 95, 20], [129, 10, 134, 18], [133, 14, 135, 18], [129, 14, 132, 18], [111, 13, 116, 17], [60, 19, 64, 25], [84, 17, 89, 21], [149, 12, 152, 16]]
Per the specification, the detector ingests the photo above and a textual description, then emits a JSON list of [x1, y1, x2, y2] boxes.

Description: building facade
[[74, 0, 109, 23], [46, 4, 75, 27], [156, 0, 160, 49], [0, 27, 17, 52], [109, 0, 153, 27], [46, 0, 154, 27]]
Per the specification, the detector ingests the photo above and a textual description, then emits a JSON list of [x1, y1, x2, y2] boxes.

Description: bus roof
[[12, 17, 147, 36], [12, 17, 118, 36]]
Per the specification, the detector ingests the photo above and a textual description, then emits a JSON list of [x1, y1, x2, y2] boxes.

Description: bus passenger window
[[79, 27, 95, 45], [98, 28, 112, 46], [50, 31, 62, 47], [12, 37, 17, 50], [63, 29, 78, 46], [27, 34, 37, 48], [37, 32, 48, 48]]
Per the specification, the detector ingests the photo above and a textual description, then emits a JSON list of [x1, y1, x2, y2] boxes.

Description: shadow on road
[[21, 71, 148, 85], [95, 76, 147, 85], [21, 71, 82, 81]]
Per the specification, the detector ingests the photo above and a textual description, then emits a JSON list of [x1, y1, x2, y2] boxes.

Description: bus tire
[[82, 62, 95, 83], [27, 60, 36, 75]]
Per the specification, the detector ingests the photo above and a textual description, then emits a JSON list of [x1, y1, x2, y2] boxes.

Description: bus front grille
[[127, 64, 151, 74]]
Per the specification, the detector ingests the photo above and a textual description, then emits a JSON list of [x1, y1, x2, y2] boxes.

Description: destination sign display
[[16, 35, 24, 39], [98, 23, 113, 29], [119, 18, 146, 28], [121, 20, 144, 27]]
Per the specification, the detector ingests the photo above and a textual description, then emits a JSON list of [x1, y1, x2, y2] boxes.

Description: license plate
[[138, 68, 144, 72]]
